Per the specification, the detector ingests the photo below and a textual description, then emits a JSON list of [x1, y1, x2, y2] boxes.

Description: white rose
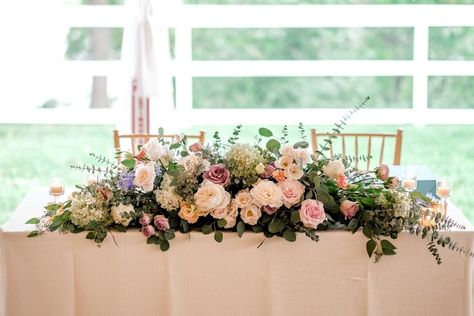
[[179, 154, 207, 173], [279, 145, 297, 159], [323, 160, 345, 179], [284, 163, 304, 181], [296, 149, 310, 166], [275, 155, 294, 169], [194, 181, 231, 213], [250, 180, 283, 209], [143, 139, 162, 161], [278, 180, 305, 208], [240, 204, 261, 225], [111, 203, 134, 227], [133, 164, 156, 192], [234, 189, 253, 209]]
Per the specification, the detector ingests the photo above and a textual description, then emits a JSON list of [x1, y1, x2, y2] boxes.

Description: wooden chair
[[310, 128, 403, 170], [113, 130, 205, 161]]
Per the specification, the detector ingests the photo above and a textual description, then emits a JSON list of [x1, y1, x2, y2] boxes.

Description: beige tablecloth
[[1, 188, 474, 316]]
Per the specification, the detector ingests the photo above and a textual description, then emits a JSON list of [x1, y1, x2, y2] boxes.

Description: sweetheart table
[[1, 188, 474, 316]]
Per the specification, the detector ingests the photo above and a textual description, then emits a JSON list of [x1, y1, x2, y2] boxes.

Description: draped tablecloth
[[1, 188, 474, 316]]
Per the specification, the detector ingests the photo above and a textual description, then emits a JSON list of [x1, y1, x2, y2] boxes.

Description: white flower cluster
[[155, 174, 183, 211], [225, 143, 263, 181], [275, 145, 308, 180], [178, 154, 210, 174], [69, 191, 108, 227], [143, 139, 175, 165]]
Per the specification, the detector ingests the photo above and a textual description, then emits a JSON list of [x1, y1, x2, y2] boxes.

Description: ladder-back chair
[[113, 130, 205, 162], [310, 128, 403, 170]]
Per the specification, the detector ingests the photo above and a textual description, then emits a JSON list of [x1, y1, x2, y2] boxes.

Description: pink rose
[[340, 200, 359, 220], [203, 164, 230, 186], [278, 180, 305, 208], [153, 215, 170, 231], [97, 187, 113, 201], [263, 205, 278, 215], [188, 142, 202, 153], [376, 164, 390, 181], [142, 225, 155, 237], [262, 164, 276, 179], [299, 199, 325, 229], [336, 174, 348, 189], [139, 213, 153, 226], [390, 177, 400, 188]]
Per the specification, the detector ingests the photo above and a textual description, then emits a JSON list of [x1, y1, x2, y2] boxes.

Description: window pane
[[193, 28, 413, 60], [429, 76, 474, 108], [65, 28, 123, 60], [193, 77, 412, 108], [430, 27, 474, 60]]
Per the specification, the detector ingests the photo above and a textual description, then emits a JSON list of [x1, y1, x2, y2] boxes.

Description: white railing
[[3, 4, 474, 127]]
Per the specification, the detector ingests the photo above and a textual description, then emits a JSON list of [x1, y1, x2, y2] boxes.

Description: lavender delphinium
[[119, 172, 135, 191]]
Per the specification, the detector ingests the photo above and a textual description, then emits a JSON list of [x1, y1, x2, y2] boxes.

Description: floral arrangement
[[27, 105, 473, 264]]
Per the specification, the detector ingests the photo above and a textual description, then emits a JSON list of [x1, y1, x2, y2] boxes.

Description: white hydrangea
[[178, 154, 210, 174], [69, 191, 108, 227], [155, 174, 183, 211]]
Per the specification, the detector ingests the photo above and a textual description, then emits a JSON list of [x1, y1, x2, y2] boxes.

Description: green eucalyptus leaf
[[348, 218, 360, 234], [121, 159, 136, 169], [165, 230, 175, 240], [170, 143, 181, 150], [217, 219, 227, 228], [268, 219, 285, 233], [86, 232, 96, 240], [214, 230, 223, 243], [366, 239, 376, 258], [27, 230, 40, 238], [293, 141, 309, 149], [237, 221, 245, 238], [266, 139, 281, 153], [258, 127, 273, 137], [362, 225, 373, 239], [202, 225, 212, 235], [381, 239, 397, 255], [160, 240, 170, 251], [283, 230, 297, 242], [290, 211, 300, 224], [25, 218, 40, 225]]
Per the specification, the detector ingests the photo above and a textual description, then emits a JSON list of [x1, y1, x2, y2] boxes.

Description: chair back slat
[[342, 136, 346, 160], [355, 136, 359, 170], [310, 128, 403, 170], [379, 136, 386, 165], [367, 136, 372, 171]]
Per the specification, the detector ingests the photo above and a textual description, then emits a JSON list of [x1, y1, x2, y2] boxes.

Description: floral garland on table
[[26, 116, 473, 264]]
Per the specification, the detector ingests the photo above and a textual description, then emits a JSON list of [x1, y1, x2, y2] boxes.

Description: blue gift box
[[389, 165, 437, 196]]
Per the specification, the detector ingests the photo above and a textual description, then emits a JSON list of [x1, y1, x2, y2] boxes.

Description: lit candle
[[437, 186, 450, 198], [403, 179, 416, 191], [50, 184, 64, 196]]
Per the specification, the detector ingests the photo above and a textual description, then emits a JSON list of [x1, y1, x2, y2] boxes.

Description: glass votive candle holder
[[402, 171, 417, 192], [49, 178, 65, 203]]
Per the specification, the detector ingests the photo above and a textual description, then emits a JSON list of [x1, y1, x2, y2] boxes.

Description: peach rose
[[299, 199, 325, 229], [178, 202, 200, 224], [390, 177, 400, 188], [133, 164, 156, 192], [194, 181, 231, 213], [340, 200, 359, 220], [250, 180, 283, 209], [272, 170, 286, 182], [376, 164, 390, 181], [336, 174, 348, 189], [279, 145, 297, 159], [278, 180, 305, 208]]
